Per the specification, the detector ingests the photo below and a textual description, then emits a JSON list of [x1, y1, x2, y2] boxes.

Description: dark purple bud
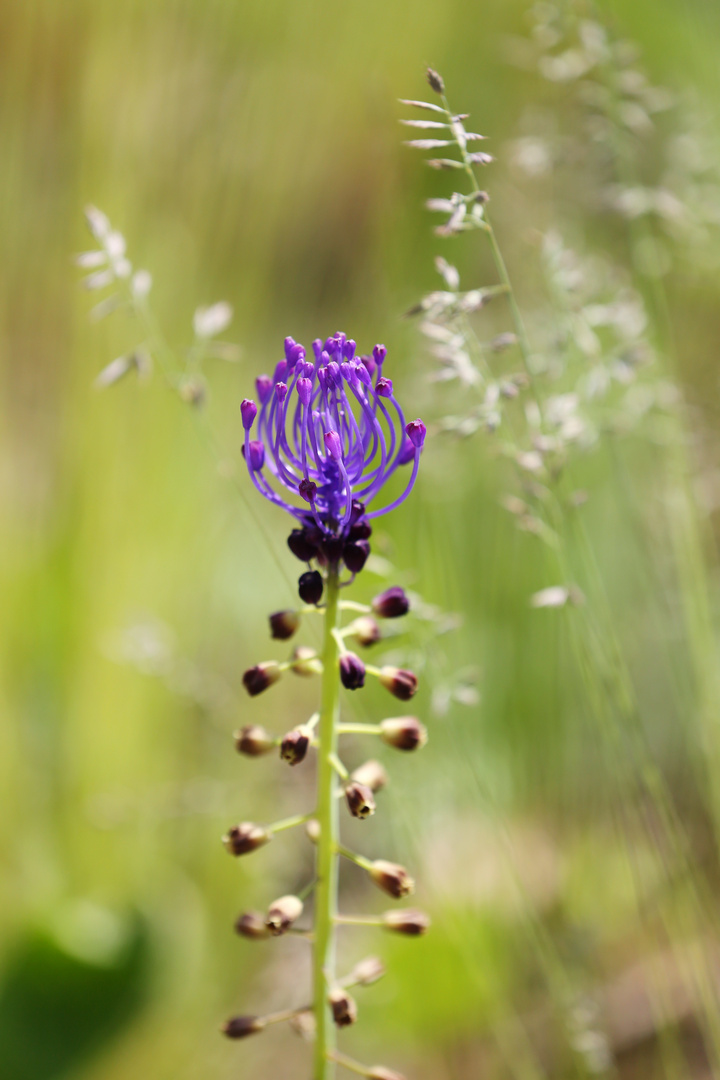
[[347, 517, 372, 542], [329, 987, 357, 1028], [405, 418, 426, 448], [377, 377, 393, 398], [317, 367, 327, 391], [373, 344, 387, 366], [234, 911, 271, 939], [320, 535, 344, 565], [397, 437, 416, 465], [344, 539, 371, 574], [288, 343, 305, 367], [378, 666, 418, 701], [298, 570, 323, 605], [426, 67, 445, 94], [223, 822, 272, 856], [297, 377, 312, 405], [342, 339, 356, 360], [280, 725, 311, 766], [283, 335, 296, 359], [312, 338, 323, 359], [241, 440, 265, 471], [361, 354, 377, 379], [340, 652, 366, 690], [273, 359, 288, 384], [234, 724, 276, 756], [325, 430, 342, 460], [372, 587, 410, 618], [242, 661, 281, 696], [222, 1015, 266, 1039], [241, 398, 257, 430], [380, 716, 427, 750], [369, 859, 415, 898], [382, 909, 431, 936], [299, 478, 317, 503], [269, 610, 300, 640], [255, 374, 272, 402], [345, 780, 376, 819], [288, 528, 318, 562], [275, 381, 288, 403], [266, 894, 303, 934], [349, 500, 366, 525]]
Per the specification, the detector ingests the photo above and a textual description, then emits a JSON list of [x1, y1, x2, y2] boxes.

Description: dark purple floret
[[287, 527, 319, 562], [344, 540, 371, 574], [298, 570, 323, 605], [372, 587, 410, 619], [340, 652, 366, 690], [240, 333, 426, 548]]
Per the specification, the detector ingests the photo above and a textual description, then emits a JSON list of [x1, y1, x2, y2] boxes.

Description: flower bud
[[240, 398, 257, 430], [222, 1015, 265, 1039], [329, 987, 357, 1028], [382, 909, 431, 936], [405, 418, 426, 448], [373, 344, 387, 366], [340, 652, 366, 690], [343, 540, 371, 574], [280, 725, 311, 766], [369, 859, 415, 899], [299, 478, 317, 503], [344, 781, 376, 819], [396, 437, 415, 466], [380, 716, 427, 751], [348, 615, 381, 647], [242, 661, 281, 697], [223, 822, 272, 856], [291, 645, 322, 676], [325, 430, 343, 460], [241, 440, 265, 471], [377, 377, 393, 398], [351, 759, 388, 792], [305, 818, 321, 844], [269, 610, 300, 640], [350, 955, 386, 985], [369, 1068, 407, 1080], [265, 894, 304, 935], [287, 527, 318, 562], [234, 724, 276, 757], [372, 587, 410, 619], [234, 911, 272, 940], [378, 666, 418, 701], [426, 66, 445, 94], [298, 570, 323, 605], [290, 1010, 316, 1040]]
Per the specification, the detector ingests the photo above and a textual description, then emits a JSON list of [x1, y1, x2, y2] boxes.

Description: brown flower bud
[[348, 615, 381, 647], [290, 1010, 316, 1040], [234, 724, 275, 757], [426, 67, 445, 94], [242, 661, 281, 696], [372, 587, 410, 619], [265, 894, 304, 935], [382, 909, 431, 936], [280, 725, 311, 766], [380, 716, 427, 751], [234, 911, 271, 939], [329, 987, 358, 1027], [350, 955, 386, 985], [222, 822, 272, 856], [305, 818, 321, 844], [350, 759, 388, 792], [344, 781, 376, 819], [222, 1015, 265, 1039], [290, 645, 323, 676], [378, 666, 418, 701], [369, 1068, 407, 1080], [369, 859, 415, 899], [268, 610, 300, 640], [340, 652, 366, 690]]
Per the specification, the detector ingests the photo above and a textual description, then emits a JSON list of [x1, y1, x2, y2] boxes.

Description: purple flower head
[[241, 334, 426, 556]]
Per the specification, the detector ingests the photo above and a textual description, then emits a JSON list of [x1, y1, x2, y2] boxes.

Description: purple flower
[[240, 333, 425, 559]]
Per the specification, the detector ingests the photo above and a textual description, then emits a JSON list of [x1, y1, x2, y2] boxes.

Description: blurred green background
[[3, 0, 720, 1078]]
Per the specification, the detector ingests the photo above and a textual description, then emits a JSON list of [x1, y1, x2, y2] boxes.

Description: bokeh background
[[3, 0, 720, 1078]]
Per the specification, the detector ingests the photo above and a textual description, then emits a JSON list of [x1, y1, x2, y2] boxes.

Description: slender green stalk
[[313, 569, 342, 1080]]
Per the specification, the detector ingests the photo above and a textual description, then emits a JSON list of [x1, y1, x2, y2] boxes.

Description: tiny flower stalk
[[227, 333, 428, 1080]]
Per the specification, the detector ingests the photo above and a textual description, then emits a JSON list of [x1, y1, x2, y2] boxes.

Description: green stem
[[313, 569, 342, 1080]]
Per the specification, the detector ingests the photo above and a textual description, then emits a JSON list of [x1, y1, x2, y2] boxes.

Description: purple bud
[[320, 350, 332, 366], [234, 911, 272, 939], [242, 661, 281, 696], [280, 726, 310, 766], [344, 539, 371, 574], [340, 652, 366, 690], [273, 359, 288, 384], [372, 587, 410, 618], [234, 724, 275, 757], [317, 367, 327, 391], [223, 1016, 265, 1039], [342, 339, 356, 360], [348, 517, 372, 542], [327, 361, 341, 387], [269, 610, 300, 640], [369, 859, 414, 898], [349, 500, 366, 525], [288, 343, 305, 368], [241, 398, 257, 430], [361, 354, 377, 379], [283, 336, 296, 359], [378, 666, 418, 701], [397, 437, 416, 466], [325, 430, 343, 460], [299, 478, 317, 503], [320, 535, 344, 565], [297, 377, 313, 405], [242, 440, 265, 471], [373, 344, 387, 366], [255, 374, 272, 402], [275, 381, 288, 403], [377, 377, 393, 398], [312, 338, 323, 360], [223, 822, 272, 856], [406, 418, 426, 448], [345, 780, 376, 819], [288, 527, 318, 562], [298, 570, 323, 605], [382, 909, 431, 935], [353, 361, 372, 387], [380, 716, 427, 750]]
